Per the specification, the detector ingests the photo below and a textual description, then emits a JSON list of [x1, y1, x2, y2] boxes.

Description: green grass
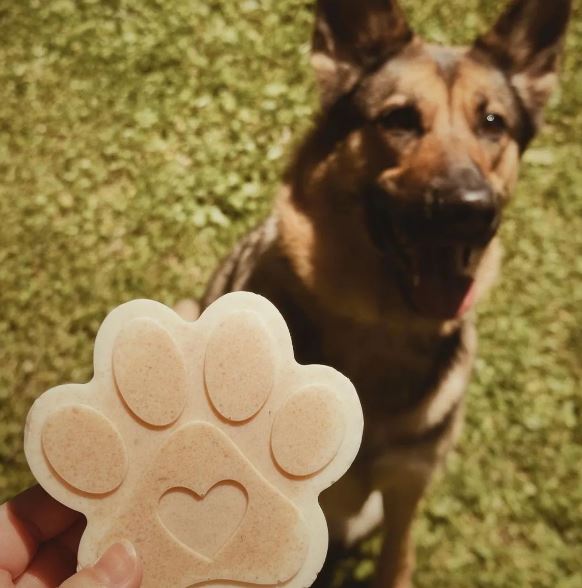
[[0, 0, 580, 586]]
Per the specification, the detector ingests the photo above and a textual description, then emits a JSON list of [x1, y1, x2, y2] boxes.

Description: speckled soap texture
[[24, 292, 364, 588]]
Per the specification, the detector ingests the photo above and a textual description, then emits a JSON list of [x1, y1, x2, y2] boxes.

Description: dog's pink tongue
[[409, 254, 475, 319]]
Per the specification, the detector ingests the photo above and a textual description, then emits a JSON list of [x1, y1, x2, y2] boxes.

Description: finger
[[9, 486, 81, 541], [0, 569, 16, 588], [59, 542, 142, 588], [13, 518, 87, 588], [0, 487, 81, 580]]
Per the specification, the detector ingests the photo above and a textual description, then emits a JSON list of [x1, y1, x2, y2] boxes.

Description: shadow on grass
[[314, 532, 383, 588]]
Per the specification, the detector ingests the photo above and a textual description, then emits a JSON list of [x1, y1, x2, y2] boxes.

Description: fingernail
[[93, 540, 138, 586]]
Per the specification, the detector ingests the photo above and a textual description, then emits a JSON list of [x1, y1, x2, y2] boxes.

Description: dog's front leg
[[372, 463, 432, 588]]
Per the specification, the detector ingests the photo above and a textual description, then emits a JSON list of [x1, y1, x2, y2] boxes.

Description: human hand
[[0, 485, 142, 587]]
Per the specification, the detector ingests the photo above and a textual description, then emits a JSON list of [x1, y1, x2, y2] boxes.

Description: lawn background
[[0, 0, 580, 586]]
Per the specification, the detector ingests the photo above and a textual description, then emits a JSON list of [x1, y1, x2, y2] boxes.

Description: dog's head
[[280, 0, 571, 323]]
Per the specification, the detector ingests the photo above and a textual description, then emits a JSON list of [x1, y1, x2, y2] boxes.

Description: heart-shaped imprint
[[158, 482, 248, 559]]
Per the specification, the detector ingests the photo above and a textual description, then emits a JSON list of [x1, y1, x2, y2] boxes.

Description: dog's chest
[[315, 317, 456, 415]]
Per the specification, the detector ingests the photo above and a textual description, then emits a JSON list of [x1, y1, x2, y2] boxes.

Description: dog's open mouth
[[364, 188, 487, 320], [400, 243, 477, 319]]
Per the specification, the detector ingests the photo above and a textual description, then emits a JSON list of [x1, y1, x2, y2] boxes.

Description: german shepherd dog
[[198, 0, 572, 585]]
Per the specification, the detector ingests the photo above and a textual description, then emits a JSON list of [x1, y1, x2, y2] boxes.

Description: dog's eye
[[378, 106, 423, 134], [481, 112, 507, 138]]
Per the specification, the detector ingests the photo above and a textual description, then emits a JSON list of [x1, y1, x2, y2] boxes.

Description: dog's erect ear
[[473, 0, 571, 126], [312, 0, 413, 105]]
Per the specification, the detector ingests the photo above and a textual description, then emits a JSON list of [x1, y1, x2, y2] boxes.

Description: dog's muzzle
[[364, 169, 502, 319]]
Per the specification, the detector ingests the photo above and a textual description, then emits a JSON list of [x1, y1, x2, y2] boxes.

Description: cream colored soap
[[25, 292, 363, 588]]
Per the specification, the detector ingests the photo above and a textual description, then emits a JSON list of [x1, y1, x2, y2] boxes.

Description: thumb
[[60, 541, 142, 588]]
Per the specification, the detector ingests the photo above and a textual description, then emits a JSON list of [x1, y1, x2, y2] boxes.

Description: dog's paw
[[25, 293, 363, 588]]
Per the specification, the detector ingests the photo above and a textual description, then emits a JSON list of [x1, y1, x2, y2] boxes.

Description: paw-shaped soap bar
[[24, 292, 363, 587]]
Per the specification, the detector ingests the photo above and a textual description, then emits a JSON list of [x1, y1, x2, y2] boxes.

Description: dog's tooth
[[470, 248, 482, 272], [457, 247, 483, 274]]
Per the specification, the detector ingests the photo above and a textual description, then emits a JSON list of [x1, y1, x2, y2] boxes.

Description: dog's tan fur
[[200, 1, 571, 585]]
